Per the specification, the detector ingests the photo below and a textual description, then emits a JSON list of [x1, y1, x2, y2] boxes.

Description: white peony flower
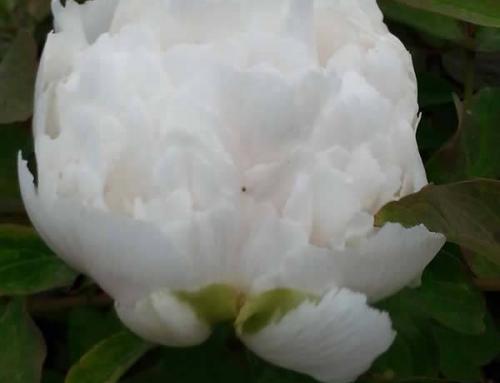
[[19, 0, 446, 382]]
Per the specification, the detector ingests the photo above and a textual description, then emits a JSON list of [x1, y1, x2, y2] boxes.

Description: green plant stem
[[28, 293, 113, 314], [462, 48, 476, 117]]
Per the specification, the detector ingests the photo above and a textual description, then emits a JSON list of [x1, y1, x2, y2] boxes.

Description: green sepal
[[175, 284, 241, 325], [235, 289, 318, 335]]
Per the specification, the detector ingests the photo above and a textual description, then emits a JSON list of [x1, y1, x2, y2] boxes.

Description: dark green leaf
[[466, 253, 500, 279], [378, 251, 486, 335], [476, 27, 500, 51], [379, 0, 465, 45], [380, 1, 500, 52], [0, 224, 77, 295], [0, 30, 37, 123], [122, 325, 314, 383], [402, 252, 486, 334], [65, 330, 152, 383], [432, 314, 500, 382], [372, 251, 490, 380], [67, 307, 123, 364], [0, 299, 46, 383], [372, 334, 415, 379], [376, 180, 500, 267], [391, 0, 500, 27], [427, 88, 500, 182]]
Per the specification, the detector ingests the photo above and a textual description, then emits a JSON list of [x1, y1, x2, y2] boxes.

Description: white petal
[[239, 202, 309, 289], [312, 71, 394, 151], [240, 288, 395, 383], [19, 156, 192, 303], [218, 69, 313, 165], [284, 0, 315, 51], [332, 223, 446, 302], [251, 244, 340, 294], [115, 289, 210, 346], [363, 36, 418, 120], [52, 0, 119, 43]]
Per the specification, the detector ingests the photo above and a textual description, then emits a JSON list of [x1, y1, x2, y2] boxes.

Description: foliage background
[[0, 1, 499, 382]]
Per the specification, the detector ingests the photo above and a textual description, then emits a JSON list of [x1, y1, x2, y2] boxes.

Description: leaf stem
[[462, 49, 476, 116]]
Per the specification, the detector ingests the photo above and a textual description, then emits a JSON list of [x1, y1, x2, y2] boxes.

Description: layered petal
[[19, 157, 191, 303], [52, 0, 119, 44], [331, 223, 446, 301], [240, 288, 395, 383], [255, 223, 444, 301], [115, 289, 211, 347]]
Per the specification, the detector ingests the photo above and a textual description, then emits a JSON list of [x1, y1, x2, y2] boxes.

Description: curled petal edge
[[239, 287, 395, 383]]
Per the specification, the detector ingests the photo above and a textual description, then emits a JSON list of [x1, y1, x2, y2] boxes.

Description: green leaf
[[122, 325, 314, 383], [0, 299, 46, 383], [0, 0, 16, 16], [402, 251, 486, 334], [379, 0, 465, 45], [376, 180, 500, 267], [427, 88, 500, 182], [466, 252, 500, 279], [0, 224, 77, 295], [379, 250, 486, 335], [432, 314, 500, 382], [372, 251, 490, 381], [380, 1, 500, 52], [65, 330, 152, 383], [175, 284, 240, 325], [67, 307, 123, 364], [391, 0, 500, 27], [372, 334, 415, 379], [476, 26, 500, 51], [235, 289, 317, 335], [0, 30, 37, 124]]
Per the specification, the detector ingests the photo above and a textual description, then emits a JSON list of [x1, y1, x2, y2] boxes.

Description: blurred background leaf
[[427, 88, 500, 182], [0, 225, 77, 295], [0, 30, 36, 124], [388, 0, 500, 27], [0, 299, 46, 383], [65, 330, 152, 383]]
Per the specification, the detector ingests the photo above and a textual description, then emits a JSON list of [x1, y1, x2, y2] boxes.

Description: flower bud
[[19, 1, 445, 382]]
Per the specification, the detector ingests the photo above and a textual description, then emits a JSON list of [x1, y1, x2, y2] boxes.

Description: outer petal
[[239, 288, 395, 383], [332, 223, 445, 302], [19, 156, 193, 303], [253, 223, 444, 302], [52, 0, 119, 43], [115, 289, 210, 347]]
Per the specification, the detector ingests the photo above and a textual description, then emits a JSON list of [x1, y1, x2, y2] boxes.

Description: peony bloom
[[19, 0, 445, 382]]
